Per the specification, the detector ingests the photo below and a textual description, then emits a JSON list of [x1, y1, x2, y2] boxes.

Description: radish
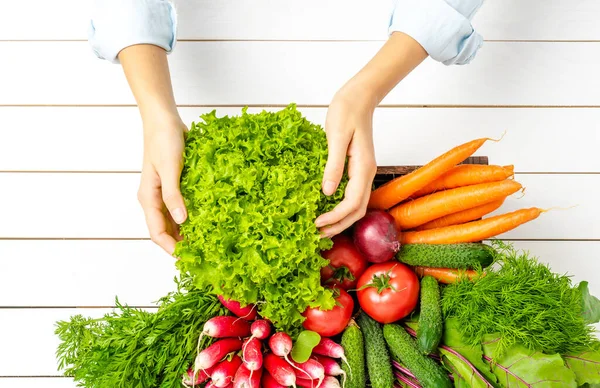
[[262, 371, 287, 388], [312, 355, 346, 387], [352, 210, 401, 263], [291, 359, 324, 387], [242, 337, 263, 371], [204, 381, 218, 388], [195, 338, 243, 371], [202, 316, 252, 338], [321, 376, 341, 388], [212, 355, 243, 387], [233, 364, 262, 388], [250, 319, 271, 340], [269, 332, 312, 380], [182, 366, 214, 386], [312, 338, 350, 373], [296, 376, 320, 388], [218, 296, 258, 320], [264, 353, 297, 387]]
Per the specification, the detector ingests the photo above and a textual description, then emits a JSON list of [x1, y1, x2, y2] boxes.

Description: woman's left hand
[[315, 85, 378, 237]]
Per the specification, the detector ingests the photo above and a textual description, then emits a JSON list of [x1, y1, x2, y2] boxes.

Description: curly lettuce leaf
[[174, 105, 347, 335]]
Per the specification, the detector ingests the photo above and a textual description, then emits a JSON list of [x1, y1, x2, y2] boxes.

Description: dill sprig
[[55, 275, 227, 388], [441, 240, 596, 358]]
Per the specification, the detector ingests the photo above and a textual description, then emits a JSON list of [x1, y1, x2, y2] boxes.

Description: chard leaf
[[562, 348, 600, 385], [579, 281, 600, 324], [482, 334, 577, 387], [443, 318, 497, 384], [440, 348, 495, 388]]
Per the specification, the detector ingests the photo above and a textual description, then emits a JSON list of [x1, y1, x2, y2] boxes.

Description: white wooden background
[[1, 0, 599, 386]]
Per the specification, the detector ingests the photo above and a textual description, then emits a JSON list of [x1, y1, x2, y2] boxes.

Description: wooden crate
[[373, 156, 489, 189]]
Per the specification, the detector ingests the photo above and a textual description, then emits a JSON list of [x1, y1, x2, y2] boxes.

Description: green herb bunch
[[174, 104, 347, 335], [55, 276, 227, 388], [441, 241, 597, 358]]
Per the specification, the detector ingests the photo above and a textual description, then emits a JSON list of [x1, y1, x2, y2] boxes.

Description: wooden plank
[[1, 42, 600, 106], [0, 378, 75, 388], [2, 241, 598, 376], [0, 173, 597, 240], [0, 240, 177, 307], [2, 0, 599, 41], [1, 107, 599, 173]]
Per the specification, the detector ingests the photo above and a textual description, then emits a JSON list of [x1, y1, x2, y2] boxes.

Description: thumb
[[159, 162, 187, 224], [323, 128, 351, 196]]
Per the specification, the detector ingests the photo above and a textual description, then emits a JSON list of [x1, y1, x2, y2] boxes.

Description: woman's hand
[[316, 32, 429, 237], [119, 44, 188, 254], [315, 85, 378, 237], [137, 113, 188, 254]]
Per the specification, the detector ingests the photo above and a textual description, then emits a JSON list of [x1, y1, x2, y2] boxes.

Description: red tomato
[[357, 262, 419, 324], [302, 288, 354, 337], [320, 235, 368, 290]]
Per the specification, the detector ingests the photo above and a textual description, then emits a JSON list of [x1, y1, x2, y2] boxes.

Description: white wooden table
[[0, 1, 599, 386]]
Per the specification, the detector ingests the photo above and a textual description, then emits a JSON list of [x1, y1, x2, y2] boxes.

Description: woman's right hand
[[137, 112, 188, 254]]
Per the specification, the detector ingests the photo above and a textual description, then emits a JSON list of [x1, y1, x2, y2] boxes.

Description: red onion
[[352, 210, 401, 263]]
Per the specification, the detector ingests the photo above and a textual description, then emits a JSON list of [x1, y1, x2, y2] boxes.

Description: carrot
[[415, 199, 505, 231], [413, 267, 481, 284], [401, 207, 544, 244], [368, 137, 493, 210], [410, 164, 515, 198], [389, 180, 522, 230]]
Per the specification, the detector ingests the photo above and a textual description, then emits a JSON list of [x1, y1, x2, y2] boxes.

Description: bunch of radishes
[[182, 297, 348, 388]]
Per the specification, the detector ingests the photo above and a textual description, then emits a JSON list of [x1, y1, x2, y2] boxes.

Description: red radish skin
[[242, 338, 263, 371], [353, 210, 401, 263], [292, 359, 325, 387], [312, 355, 346, 386], [218, 295, 258, 320], [296, 376, 320, 388], [203, 316, 252, 338], [269, 332, 293, 357], [312, 338, 350, 371], [204, 381, 219, 388], [195, 338, 243, 371], [182, 366, 214, 386], [269, 332, 311, 379], [233, 364, 262, 388], [322, 376, 341, 388], [264, 353, 297, 387], [250, 319, 271, 340], [262, 371, 287, 388], [212, 355, 243, 387]]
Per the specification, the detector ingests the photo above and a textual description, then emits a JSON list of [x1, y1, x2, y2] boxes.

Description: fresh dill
[[441, 240, 597, 358]]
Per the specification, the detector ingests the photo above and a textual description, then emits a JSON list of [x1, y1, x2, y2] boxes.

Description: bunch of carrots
[[368, 136, 544, 245]]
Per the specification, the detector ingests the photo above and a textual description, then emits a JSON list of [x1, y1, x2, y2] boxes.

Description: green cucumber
[[397, 243, 494, 269], [341, 320, 366, 388], [357, 312, 394, 388], [416, 276, 443, 354], [383, 323, 452, 388]]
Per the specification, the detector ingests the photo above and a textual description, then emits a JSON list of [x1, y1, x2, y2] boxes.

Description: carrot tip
[[489, 129, 508, 143], [516, 187, 527, 199], [541, 205, 578, 212]]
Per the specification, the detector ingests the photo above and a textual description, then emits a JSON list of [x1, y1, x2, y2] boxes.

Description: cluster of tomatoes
[[301, 229, 420, 337]]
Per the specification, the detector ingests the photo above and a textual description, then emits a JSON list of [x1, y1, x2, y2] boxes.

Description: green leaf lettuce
[[174, 105, 347, 335]]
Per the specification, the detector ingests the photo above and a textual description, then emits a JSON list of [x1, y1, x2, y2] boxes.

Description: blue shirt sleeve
[[88, 0, 178, 64], [388, 0, 485, 65]]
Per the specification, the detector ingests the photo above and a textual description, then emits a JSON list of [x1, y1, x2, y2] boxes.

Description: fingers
[[322, 121, 352, 196], [138, 170, 180, 255], [144, 206, 178, 255], [316, 170, 372, 237], [157, 160, 187, 225]]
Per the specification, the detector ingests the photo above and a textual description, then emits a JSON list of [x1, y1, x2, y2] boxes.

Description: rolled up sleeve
[[88, 0, 178, 64], [388, 0, 484, 65]]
